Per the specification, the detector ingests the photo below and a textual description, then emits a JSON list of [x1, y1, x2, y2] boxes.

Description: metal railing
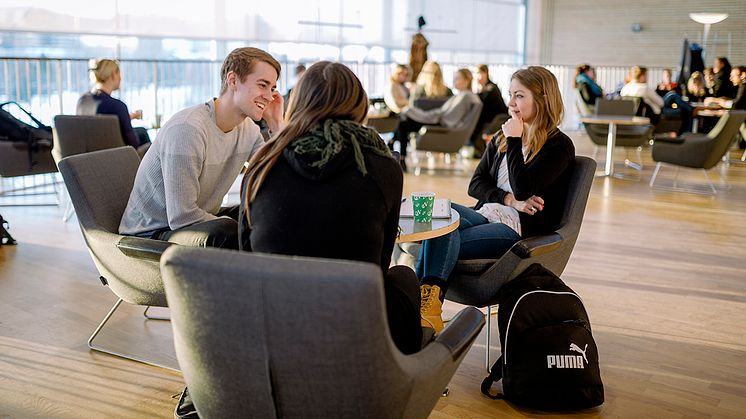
[[1, 56, 671, 131]]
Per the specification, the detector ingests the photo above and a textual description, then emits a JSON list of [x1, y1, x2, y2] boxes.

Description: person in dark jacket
[[239, 61, 423, 354], [76, 58, 150, 155], [470, 64, 508, 158], [711, 57, 736, 99], [417, 66, 576, 330]]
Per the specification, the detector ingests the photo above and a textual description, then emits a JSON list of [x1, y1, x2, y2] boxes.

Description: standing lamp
[[689, 13, 728, 60]]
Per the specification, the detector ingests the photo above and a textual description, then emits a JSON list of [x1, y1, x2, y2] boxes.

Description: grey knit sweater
[[119, 100, 264, 236]]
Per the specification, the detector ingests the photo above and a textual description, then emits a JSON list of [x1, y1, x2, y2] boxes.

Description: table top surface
[[580, 115, 651, 125], [397, 208, 460, 243]]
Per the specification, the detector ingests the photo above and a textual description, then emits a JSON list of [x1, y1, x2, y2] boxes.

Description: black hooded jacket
[[239, 143, 403, 272]]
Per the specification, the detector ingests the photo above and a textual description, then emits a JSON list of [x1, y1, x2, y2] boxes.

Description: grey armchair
[[583, 99, 653, 177], [414, 101, 483, 156], [650, 110, 746, 194], [160, 246, 485, 419], [52, 115, 126, 162], [57, 146, 175, 369], [444, 156, 596, 370]]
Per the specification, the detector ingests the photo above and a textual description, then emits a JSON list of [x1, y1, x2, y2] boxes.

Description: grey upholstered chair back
[[57, 146, 166, 306], [702, 110, 746, 169], [597, 99, 636, 116], [447, 156, 596, 307], [161, 246, 483, 419], [652, 111, 746, 170], [416, 101, 483, 154], [52, 115, 125, 163]]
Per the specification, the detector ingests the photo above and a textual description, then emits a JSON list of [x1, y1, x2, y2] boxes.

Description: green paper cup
[[411, 191, 435, 222]]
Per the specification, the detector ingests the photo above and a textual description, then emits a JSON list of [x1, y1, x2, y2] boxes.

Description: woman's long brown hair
[[242, 61, 369, 225], [497, 66, 564, 162]]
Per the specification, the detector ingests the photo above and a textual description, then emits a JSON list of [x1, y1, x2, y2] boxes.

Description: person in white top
[[119, 47, 286, 249], [620, 66, 664, 116], [384, 64, 411, 114]]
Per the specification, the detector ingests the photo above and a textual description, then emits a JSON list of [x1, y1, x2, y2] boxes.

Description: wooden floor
[[1, 131, 746, 418]]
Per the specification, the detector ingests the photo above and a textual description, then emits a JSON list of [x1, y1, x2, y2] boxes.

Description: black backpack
[[481, 263, 604, 410]]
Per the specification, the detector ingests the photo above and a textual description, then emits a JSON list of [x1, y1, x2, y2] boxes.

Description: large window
[[0, 0, 525, 64]]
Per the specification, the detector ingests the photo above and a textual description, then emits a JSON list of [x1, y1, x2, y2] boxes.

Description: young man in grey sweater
[[119, 47, 285, 249]]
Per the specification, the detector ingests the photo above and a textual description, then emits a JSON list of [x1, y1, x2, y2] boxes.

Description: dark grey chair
[[52, 115, 126, 162], [161, 246, 485, 419], [57, 146, 176, 369], [650, 110, 746, 194], [414, 101, 483, 161], [413, 97, 449, 111], [444, 156, 596, 370], [366, 114, 400, 134], [53, 114, 130, 221], [583, 99, 653, 177]]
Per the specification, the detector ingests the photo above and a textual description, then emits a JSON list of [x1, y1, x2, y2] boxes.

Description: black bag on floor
[[1, 213, 17, 246], [481, 263, 604, 410]]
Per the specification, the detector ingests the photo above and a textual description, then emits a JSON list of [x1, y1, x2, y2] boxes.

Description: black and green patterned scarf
[[290, 119, 392, 175]]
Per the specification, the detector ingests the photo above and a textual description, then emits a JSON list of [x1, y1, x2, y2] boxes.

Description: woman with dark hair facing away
[[574, 64, 603, 106], [77, 58, 151, 155], [239, 61, 423, 354], [392, 68, 480, 171], [417, 66, 576, 331]]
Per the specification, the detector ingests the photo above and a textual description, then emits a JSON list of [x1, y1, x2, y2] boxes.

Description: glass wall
[[0, 0, 526, 64]]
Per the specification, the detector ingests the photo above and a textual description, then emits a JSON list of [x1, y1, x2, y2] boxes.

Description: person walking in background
[[417, 66, 576, 331], [76, 58, 151, 156], [574, 64, 604, 106], [392, 68, 480, 172], [240, 61, 423, 354], [384, 64, 411, 114], [119, 47, 284, 250], [470, 64, 508, 159]]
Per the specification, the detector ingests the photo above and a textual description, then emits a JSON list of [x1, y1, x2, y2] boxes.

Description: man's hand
[[263, 91, 285, 134]]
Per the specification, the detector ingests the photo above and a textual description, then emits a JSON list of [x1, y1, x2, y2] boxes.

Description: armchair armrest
[[510, 233, 563, 258], [434, 306, 485, 360], [117, 236, 173, 261], [419, 125, 450, 135]]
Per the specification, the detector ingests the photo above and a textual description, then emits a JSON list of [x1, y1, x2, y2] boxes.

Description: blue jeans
[[416, 203, 522, 280]]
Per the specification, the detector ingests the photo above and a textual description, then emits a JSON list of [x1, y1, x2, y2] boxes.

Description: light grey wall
[[528, 0, 746, 67]]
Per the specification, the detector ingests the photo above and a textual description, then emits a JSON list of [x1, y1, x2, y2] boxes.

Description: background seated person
[[76, 58, 150, 155], [685, 71, 709, 102], [470, 64, 508, 159], [391, 68, 480, 172], [574, 64, 604, 106], [239, 61, 423, 354], [384, 64, 411, 114], [119, 47, 284, 250], [623, 66, 692, 133], [656, 68, 681, 96], [409, 60, 453, 103], [711, 57, 736, 99], [705, 66, 746, 111], [417, 67, 575, 330]]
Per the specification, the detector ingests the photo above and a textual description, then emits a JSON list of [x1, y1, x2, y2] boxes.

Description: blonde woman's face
[[508, 79, 536, 123], [453, 73, 467, 90]]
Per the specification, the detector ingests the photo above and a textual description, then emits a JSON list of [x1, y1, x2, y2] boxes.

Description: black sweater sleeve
[[505, 133, 574, 201], [468, 138, 508, 205]]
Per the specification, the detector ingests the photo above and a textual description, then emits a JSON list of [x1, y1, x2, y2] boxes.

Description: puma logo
[[546, 342, 589, 369], [569, 343, 588, 363]]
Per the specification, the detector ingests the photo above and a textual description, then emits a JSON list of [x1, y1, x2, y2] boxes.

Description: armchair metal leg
[[649, 162, 662, 188], [88, 298, 178, 371], [143, 305, 170, 320], [701, 169, 718, 194], [485, 305, 493, 372]]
